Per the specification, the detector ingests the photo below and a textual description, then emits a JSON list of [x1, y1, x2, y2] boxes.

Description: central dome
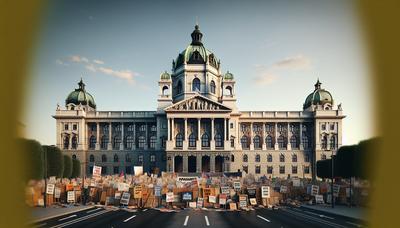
[[173, 25, 219, 70], [303, 79, 333, 110], [65, 79, 96, 109]]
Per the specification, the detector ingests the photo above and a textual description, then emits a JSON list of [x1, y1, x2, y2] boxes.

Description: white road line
[[123, 215, 137, 223], [50, 210, 110, 228], [257, 215, 271, 222], [58, 214, 77, 221], [205, 215, 210, 226], [282, 209, 346, 228], [301, 210, 335, 220], [320, 215, 335, 220], [143, 209, 148, 212], [183, 216, 189, 226], [86, 208, 102, 214], [346, 221, 363, 227]]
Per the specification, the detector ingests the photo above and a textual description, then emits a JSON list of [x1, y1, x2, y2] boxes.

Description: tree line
[[317, 137, 382, 180], [16, 138, 81, 181]]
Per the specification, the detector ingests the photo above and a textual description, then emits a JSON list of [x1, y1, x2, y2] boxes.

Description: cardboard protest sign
[[38, 198, 44, 207], [182, 192, 192, 201], [311, 185, 319, 196], [189, 202, 197, 208], [261, 186, 270, 198], [292, 179, 301, 187], [250, 198, 257, 206], [229, 202, 237, 211], [46, 184, 55, 195], [209, 195, 217, 203], [315, 194, 324, 204], [219, 194, 227, 205], [166, 192, 174, 203], [93, 165, 102, 178], [239, 194, 247, 208], [221, 186, 230, 194], [234, 182, 241, 191], [118, 183, 130, 192], [134, 166, 143, 176], [333, 184, 340, 197], [120, 192, 131, 205], [66, 184, 74, 191], [247, 188, 256, 198], [203, 188, 211, 199], [115, 192, 121, 199], [197, 197, 204, 208], [54, 187, 61, 199], [154, 186, 161, 197], [67, 191, 75, 203], [49, 176, 56, 184], [177, 176, 198, 184], [280, 185, 288, 193], [134, 185, 142, 199]]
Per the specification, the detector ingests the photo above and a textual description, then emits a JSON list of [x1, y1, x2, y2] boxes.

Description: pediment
[[165, 95, 231, 112]]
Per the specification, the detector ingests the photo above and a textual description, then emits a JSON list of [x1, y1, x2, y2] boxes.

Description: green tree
[[42, 145, 64, 178], [63, 155, 72, 178], [16, 138, 44, 181], [335, 145, 358, 178], [317, 159, 333, 179], [356, 137, 382, 179], [71, 158, 81, 178]]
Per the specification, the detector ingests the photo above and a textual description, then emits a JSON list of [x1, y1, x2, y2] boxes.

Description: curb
[[29, 205, 95, 224]]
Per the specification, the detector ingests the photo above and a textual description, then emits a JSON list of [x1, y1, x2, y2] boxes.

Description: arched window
[[215, 133, 223, 147], [175, 133, 183, 148], [321, 135, 328, 149], [177, 81, 183, 94], [253, 135, 261, 149], [150, 136, 156, 149], [139, 125, 146, 132], [138, 136, 146, 149], [330, 135, 336, 149], [72, 154, 77, 160], [302, 135, 309, 149], [290, 136, 298, 149], [267, 154, 273, 162], [151, 125, 157, 132], [71, 135, 77, 149], [210, 80, 216, 94], [230, 136, 235, 148], [266, 135, 273, 149], [231, 154, 235, 162], [114, 154, 119, 162], [255, 154, 260, 162], [89, 135, 96, 149], [89, 154, 94, 162], [280, 154, 285, 162], [278, 135, 286, 149], [292, 154, 298, 162], [63, 135, 69, 149], [192, 78, 200, 91], [225, 86, 233, 96], [241, 135, 249, 149], [243, 154, 248, 162], [125, 135, 134, 149], [113, 136, 121, 150], [127, 124, 134, 133], [102, 154, 107, 162], [100, 135, 108, 149], [189, 133, 196, 147], [201, 133, 210, 147], [162, 86, 169, 96]]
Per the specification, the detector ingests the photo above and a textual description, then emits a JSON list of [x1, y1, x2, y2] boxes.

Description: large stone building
[[54, 25, 344, 179]]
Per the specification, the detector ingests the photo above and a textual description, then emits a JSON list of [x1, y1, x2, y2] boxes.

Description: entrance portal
[[202, 156, 210, 172], [174, 156, 183, 173], [188, 156, 197, 173], [215, 155, 224, 172]]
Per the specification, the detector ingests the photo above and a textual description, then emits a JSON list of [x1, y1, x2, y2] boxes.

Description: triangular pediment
[[165, 94, 231, 112]]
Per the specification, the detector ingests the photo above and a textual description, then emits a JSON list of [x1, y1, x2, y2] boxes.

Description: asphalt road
[[32, 206, 367, 228]]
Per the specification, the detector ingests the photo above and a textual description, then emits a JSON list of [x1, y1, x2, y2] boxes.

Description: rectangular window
[[304, 154, 310, 162], [292, 166, 298, 174], [279, 166, 285, 174], [89, 166, 93, 174], [101, 166, 107, 175], [73, 124, 77, 130], [304, 166, 310, 174], [138, 155, 143, 163], [230, 123, 234, 129], [322, 123, 326, 130], [267, 166, 273, 174], [113, 166, 119, 174], [64, 124, 69, 130], [255, 166, 261, 174], [150, 155, 156, 162], [330, 123, 335, 130]]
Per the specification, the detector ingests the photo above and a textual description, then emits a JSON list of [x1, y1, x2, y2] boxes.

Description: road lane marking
[[58, 214, 77, 221], [320, 215, 335, 220], [301, 210, 335, 220], [50, 210, 110, 228], [143, 209, 148, 212], [205, 215, 210, 226], [86, 208, 102, 213], [282, 208, 346, 228], [123, 215, 137, 223], [346, 221, 363, 227], [183, 216, 189, 226], [257, 215, 271, 222]]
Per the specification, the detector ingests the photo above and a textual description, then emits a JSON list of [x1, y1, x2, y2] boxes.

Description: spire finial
[[314, 78, 322, 90], [78, 77, 85, 91]]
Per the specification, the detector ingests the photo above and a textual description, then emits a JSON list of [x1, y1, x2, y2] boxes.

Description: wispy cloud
[[254, 54, 312, 86], [98, 67, 137, 84], [93, 59, 104, 65], [70, 55, 89, 63], [55, 59, 69, 66]]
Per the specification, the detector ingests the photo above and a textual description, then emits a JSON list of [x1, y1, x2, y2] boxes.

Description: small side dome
[[65, 79, 96, 109], [224, 71, 234, 80], [303, 79, 333, 110], [160, 71, 171, 80]]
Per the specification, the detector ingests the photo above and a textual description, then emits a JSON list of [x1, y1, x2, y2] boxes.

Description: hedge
[[17, 138, 44, 181], [63, 155, 72, 178], [71, 158, 81, 178], [43, 145, 64, 178]]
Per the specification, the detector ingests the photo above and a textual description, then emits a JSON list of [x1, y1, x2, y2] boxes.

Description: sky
[[24, 0, 375, 146]]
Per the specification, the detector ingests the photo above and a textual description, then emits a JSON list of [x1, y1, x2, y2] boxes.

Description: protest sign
[[250, 198, 257, 206], [209, 195, 216, 203], [315, 194, 324, 204], [49, 176, 56, 184], [54, 187, 61, 198], [46, 184, 55, 195], [221, 186, 230, 194], [280, 185, 288, 193], [229, 202, 237, 211], [93, 165, 102, 178], [239, 195, 247, 208], [115, 192, 121, 199], [38, 198, 44, 207], [311, 185, 319, 196], [134, 166, 143, 176], [219, 194, 227, 205], [67, 191, 75, 203], [327, 194, 332, 204], [154, 186, 161, 197], [261, 186, 270, 198], [177, 176, 198, 184], [197, 197, 204, 208], [66, 184, 74, 191], [247, 188, 256, 198], [203, 188, 211, 199], [118, 183, 130, 192], [182, 192, 192, 201], [292, 179, 301, 187], [189, 202, 197, 208], [120, 192, 130, 205], [134, 185, 142, 199], [234, 182, 241, 191], [333, 184, 340, 197], [166, 192, 174, 203]]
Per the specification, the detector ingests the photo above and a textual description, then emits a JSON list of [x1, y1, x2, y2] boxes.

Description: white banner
[[280, 185, 288, 193], [54, 187, 61, 199], [120, 192, 131, 205], [208, 195, 216, 203], [134, 166, 143, 176], [311, 185, 319, 196], [46, 184, 55, 195], [315, 194, 324, 204], [92, 165, 102, 178], [166, 192, 174, 203], [67, 191, 75, 203], [333, 184, 340, 197], [261, 186, 270, 198], [221, 186, 230, 194]]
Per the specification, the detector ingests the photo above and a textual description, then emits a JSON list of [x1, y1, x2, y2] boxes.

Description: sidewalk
[[301, 204, 366, 220], [30, 204, 95, 223]]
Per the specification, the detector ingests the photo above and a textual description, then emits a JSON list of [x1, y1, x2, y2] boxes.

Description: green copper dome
[[303, 80, 333, 109], [160, 71, 171, 80], [224, 71, 234, 80], [65, 79, 96, 109], [174, 25, 219, 69]]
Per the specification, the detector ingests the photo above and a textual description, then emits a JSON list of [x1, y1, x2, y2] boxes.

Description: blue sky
[[24, 0, 375, 145]]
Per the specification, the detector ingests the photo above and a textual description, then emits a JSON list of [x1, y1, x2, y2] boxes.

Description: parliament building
[[54, 25, 344, 179]]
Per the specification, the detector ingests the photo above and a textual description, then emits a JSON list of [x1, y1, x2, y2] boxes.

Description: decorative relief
[[166, 96, 231, 111]]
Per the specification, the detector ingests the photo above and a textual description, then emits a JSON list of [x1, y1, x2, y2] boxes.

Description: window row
[[242, 154, 310, 163], [192, 78, 216, 94], [240, 135, 310, 150], [320, 135, 337, 150], [175, 133, 224, 148], [242, 165, 310, 174], [88, 154, 156, 163], [88, 124, 157, 134], [88, 135, 159, 150]]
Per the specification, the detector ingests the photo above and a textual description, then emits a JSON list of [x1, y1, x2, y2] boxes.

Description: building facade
[[54, 25, 344, 178]]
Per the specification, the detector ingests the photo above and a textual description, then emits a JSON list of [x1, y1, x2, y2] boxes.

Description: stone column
[[299, 123, 303, 150], [133, 123, 136, 149], [144, 123, 148, 150], [183, 155, 188, 173], [196, 154, 202, 173], [167, 118, 171, 141], [96, 122, 100, 150], [120, 122, 124, 150], [197, 118, 201, 150], [211, 118, 215, 149], [274, 122, 279, 150], [171, 118, 175, 142], [287, 122, 292, 150], [210, 154, 215, 172], [262, 123, 266, 150], [224, 118, 227, 141], [108, 122, 112, 150], [183, 118, 188, 149], [250, 122, 254, 150]]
